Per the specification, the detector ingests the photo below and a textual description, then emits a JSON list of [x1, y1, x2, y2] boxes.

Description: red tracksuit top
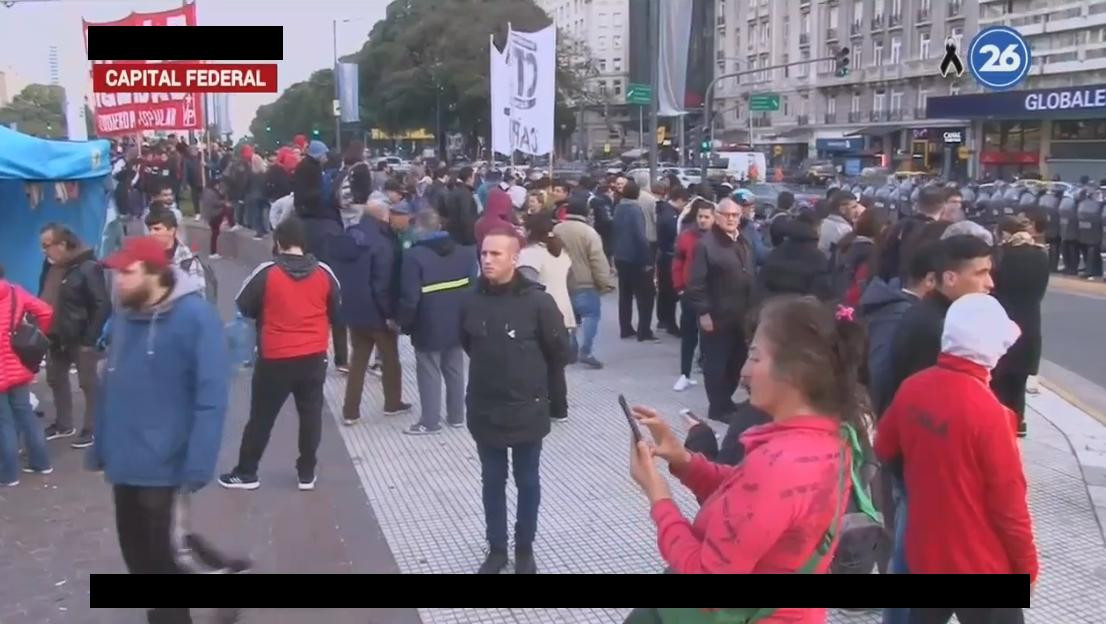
[[649, 415, 852, 624], [876, 354, 1039, 583]]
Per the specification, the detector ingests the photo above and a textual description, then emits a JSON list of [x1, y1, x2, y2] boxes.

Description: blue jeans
[[570, 289, 601, 359], [477, 440, 542, 550], [0, 384, 51, 483], [883, 475, 911, 624], [251, 198, 271, 235]]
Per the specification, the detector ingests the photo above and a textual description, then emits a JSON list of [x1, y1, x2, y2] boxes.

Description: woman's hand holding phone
[[631, 405, 692, 471]]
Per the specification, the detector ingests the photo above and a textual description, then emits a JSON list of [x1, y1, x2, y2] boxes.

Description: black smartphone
[[618, 394, 642, 443], [681, 408, 707, 426]]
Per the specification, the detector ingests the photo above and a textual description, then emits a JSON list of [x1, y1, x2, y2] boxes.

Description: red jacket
[[0, 281, 54, 393], [650, 416, 852, 624], [235, 255, 340, 360], [671, 228, 703, 293], [875, 354, 1039, 582]]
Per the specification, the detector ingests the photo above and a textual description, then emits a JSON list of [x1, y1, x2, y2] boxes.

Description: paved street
[[1, 229, 1104, 624], [1042, 285, 1106, 394]]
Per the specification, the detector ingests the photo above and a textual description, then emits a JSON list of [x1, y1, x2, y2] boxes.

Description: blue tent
[[0, 127, 112, 292]]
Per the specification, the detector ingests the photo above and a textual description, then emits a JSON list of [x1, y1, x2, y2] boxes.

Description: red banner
[[83, 2, 205, 136], [92, 63, 278, 93]]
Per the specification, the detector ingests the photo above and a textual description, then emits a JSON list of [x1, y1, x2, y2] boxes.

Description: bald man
[[460, 229, 570, 575]]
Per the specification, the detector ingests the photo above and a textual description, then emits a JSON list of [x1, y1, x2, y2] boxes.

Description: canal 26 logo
[[967, 26, 1032, 90]]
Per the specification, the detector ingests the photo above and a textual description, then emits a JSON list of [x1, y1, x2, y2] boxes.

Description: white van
[[707, 151, 768, 183]]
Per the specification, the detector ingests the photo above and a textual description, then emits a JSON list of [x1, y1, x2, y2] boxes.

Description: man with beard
[[38, 224, 110, 448], [92, 236, 241, 624]]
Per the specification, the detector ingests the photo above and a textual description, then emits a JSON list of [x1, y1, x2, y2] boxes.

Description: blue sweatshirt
[[90, 270, 230, 489]]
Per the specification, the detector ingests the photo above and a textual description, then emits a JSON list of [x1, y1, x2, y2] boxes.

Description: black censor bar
[[939, 37, 965, 78], [87, 26, 283, 61]]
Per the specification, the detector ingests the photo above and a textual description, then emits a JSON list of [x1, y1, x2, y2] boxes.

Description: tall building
[[712, 0, 978, 176], [0, 70, 9, 107], [47, 45, 60, 86], [537, 0, 635, 157]]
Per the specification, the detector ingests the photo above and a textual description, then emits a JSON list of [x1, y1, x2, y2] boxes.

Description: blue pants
[[477, 440, 542, 551], [570, 288, 601, 359], [251, 198, 271, 235], [0, 384, 51, 484], [679, 295, 699, 377], [883, 475, 911, 624]]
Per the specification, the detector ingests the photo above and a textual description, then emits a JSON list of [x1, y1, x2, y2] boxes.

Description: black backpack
[[7, 286, 49, 372]]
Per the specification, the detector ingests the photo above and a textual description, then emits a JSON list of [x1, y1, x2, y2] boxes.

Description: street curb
[[1050, 275, 1106, 298], [1040, 377, 1106, 427]]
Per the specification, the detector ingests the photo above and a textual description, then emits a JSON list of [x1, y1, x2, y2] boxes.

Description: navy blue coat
[[327, 216, 396, 330], [612, 200, 650, 266], [397, 232, 477, 352]]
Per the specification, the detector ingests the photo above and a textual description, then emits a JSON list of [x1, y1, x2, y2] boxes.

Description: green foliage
[[0, 84, 66, 139], [249, 0, 592, 154]]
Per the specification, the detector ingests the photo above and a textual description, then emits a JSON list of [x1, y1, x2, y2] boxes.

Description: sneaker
[[447, 420, 465, 429], [673, 375, 691, 392], [45, 425, 77, 441], [70, 431, 94, 449], [550, 414, 569, 423], [342, 415, 361, 426], [477, 548, 509, 574], [218, 473, 260, 490], [383, 402, 413, 417], [1, 480, 18, 487], [209, 253, 223, 260], [253, 233, 264, 241], [1017, 421, 1027, 438], [514, 545, 537, 574], [637, 334, 661, 344], [298, 473, 316, 491], [22, 466, 54, 475], [367, 362, 382, 377], [402, 424, 442, 436], [578, 355, 604, 369], [335, 364, 350, 375]]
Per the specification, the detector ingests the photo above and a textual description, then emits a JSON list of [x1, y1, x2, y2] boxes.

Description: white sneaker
[[1026, 375, 1040, 395], [673, 375, 691, 392], [209, 253, 222, 260]]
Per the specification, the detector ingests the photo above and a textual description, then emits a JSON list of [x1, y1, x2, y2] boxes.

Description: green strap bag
[[626, 424, 875, 624]]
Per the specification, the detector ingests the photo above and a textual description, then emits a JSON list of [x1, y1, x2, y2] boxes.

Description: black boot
[[514, 544, 537, 574], [477, 547, 509, 574]]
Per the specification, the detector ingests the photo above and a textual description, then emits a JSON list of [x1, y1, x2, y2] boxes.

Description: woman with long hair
[[626, 296, 874, 624], [835, 206, 890, 305], [518, 212, 574, 422], [525, 189, 547, 216]]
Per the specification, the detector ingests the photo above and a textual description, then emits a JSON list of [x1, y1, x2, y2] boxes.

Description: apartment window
[[873, 91, 885, 113], [598, 35, 607, 50], [613, 57, 622, 72], [826, 95, 836, 116], [613, 80, 622, 96], [598, 59, 607, 72], [873, 40, 884, 66], [949, 82, 960, 96], [874, 0, 884, 19], [852, 0, 863, 23], [852, 46, 862, 69], [801, 11, 810, 34], [598, 80, 608, 95], [782, 53, 790, 77], [890, 90, 903, 112], [612, 35, 622, 49], [783, 96, 790, 116], [851, 92, 861, 113], [612, 12, 623, 28], [761, 22, 770, 44], [890, 36, 901, 64], [891, 0, 901, 17], [917, 88, 929, 109], [799, 50, 810, 76], [919, 32, 930, 59], [760, 53, 769, 81], [920, 0, 931, 11], [800, 94, 809, 116], [949, 26, 963, 48], [828, 6, 839, 28], [598, 12, 607, 28], [747, 24, 755, 44], [718, 0, 727, 25]]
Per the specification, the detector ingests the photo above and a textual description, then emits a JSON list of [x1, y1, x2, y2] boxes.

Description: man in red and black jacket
[[219, 216, 341, 492]]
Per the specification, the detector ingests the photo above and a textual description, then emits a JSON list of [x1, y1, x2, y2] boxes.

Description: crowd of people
[[0, 130, 1053, 624]]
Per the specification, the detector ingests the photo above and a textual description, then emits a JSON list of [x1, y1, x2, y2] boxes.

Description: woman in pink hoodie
[[627, 296, 871, 624]]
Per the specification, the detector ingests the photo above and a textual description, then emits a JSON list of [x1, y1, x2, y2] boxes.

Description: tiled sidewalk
[[325, 295, 1106, 624]]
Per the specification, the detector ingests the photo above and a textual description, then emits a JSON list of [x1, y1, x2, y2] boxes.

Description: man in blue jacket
[[396, 209, 477, 435], [328, 199, 411, 424], [611, 180, 657, 342], [91, 236, 234, 622]]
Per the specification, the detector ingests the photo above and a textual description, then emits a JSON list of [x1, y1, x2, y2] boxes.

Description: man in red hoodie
[[877, 293, 1037, 624]]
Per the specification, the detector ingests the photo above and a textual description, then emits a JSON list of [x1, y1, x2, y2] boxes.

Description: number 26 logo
[[968, 26, 1032, 90]]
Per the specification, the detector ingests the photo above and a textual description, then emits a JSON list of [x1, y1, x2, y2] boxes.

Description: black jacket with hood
[[38, 248, 111, 349], [686, 225, 756, 330], [756, 219, 834, 301], [461, 273, 570, 448]]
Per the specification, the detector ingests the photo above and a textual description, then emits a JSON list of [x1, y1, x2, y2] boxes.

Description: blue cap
[[389, 200, 412, 215], [307, 140, 328, 160]]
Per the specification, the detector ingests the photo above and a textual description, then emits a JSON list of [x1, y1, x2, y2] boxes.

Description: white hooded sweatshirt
[[940, 293, 1021, 371]]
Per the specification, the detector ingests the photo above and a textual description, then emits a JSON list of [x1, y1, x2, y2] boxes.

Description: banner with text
[[489, 38, 512, 157], [82, 2, 205, 136], [503, 24, 555, 156]]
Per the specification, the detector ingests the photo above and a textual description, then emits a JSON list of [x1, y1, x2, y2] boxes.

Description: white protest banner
[[504, 24, 555, 156], [489, 36, 512, 157]]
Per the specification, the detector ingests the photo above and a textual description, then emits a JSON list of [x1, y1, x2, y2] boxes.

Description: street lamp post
[[332, 19, 341, 154]]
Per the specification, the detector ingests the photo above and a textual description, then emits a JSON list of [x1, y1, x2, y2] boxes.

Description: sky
[[0, 0, 387, 135]]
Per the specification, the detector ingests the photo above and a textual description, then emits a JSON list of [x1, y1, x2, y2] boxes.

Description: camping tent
[[0, 126, 111, 292]]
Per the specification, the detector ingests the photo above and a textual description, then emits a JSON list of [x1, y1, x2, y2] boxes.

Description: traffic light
[[312, 129, 320, 136], [701, 140, 710, 152], [265, 125, 272, 133], [835, 47, 851, 77]]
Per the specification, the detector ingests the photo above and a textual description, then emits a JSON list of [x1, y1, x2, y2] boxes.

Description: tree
[[0, 84, 66, 138], [249, 69, 335, 151], [248, 0, 595, 156]]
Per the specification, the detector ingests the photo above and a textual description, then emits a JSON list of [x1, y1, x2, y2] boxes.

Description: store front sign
[[927, 83, 1106, 119], [942, 131, 963, 144], [979, 151, 1039, 165], [815, 138, 864, 152]]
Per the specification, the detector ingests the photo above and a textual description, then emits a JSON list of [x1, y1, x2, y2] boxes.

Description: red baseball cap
[[102, 236, 170, 271]]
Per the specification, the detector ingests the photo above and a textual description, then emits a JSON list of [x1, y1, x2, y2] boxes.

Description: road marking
[[1040, 377, 1106, 427]]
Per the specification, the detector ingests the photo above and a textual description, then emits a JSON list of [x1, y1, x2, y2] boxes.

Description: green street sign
[[749, 93, 780, 112], [626, 83, 652, 106]]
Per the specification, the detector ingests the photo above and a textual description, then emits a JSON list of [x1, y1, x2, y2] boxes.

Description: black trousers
[[114, 485, 192, 624], [992, 371, 1029, 425], [616, 261, 655, 340], [700, 325, 747, 423], [235, 354, 327, 479], [548, 365, 568, 420], [1061, 241, 1082, 274], [909, 608, 1024, 624], [1047, 238, 1061, 273], [1082, 244, 1103, 277], [655, 254, 678, 331], [332, 322, 349, 368]]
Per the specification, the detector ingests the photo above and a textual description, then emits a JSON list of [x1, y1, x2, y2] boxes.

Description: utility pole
[[331, 19, 342, 154], [647, 0, 660, 185]]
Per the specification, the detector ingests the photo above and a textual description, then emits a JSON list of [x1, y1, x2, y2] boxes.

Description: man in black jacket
[[887, 234, 995, 402], [37, 224, 110, 448], [877, 187, 947, 282], [442, 166, 479, 246], [686, 198, 755, 423], [462, 228, 569, 575]]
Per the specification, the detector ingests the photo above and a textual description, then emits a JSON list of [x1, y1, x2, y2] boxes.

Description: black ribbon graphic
[[940, 39, 965, 77]]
